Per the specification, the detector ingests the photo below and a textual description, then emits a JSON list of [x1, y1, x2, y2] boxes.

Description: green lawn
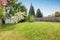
[[0, 22, 60, 40]]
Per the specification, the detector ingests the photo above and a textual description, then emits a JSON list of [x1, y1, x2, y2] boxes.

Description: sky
[[18, 0, 60, 16]]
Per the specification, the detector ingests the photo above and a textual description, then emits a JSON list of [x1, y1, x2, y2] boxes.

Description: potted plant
[[0, 7, 4, 28]]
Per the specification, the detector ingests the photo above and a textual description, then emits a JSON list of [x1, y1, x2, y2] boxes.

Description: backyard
[[0, 0, 60, 40], [0, 22, 60, 40]]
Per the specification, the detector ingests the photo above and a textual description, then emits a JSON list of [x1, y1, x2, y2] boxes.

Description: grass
[[0, 22, 60, 40]]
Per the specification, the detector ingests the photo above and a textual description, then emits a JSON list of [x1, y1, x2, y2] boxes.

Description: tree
[[13, 2, 22, 12], [8, 6, 14, 16], [7, 0, 18, 6], [4, 0, 18, 16], [28, 4, 35, 22], [29, 4, 35, 16], [20, 5, 27, 13], [7, 0, 27, 16], [36, 8, 43, 18], [55, 12, 60, 17]]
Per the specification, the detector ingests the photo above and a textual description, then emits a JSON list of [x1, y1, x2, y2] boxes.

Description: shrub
[[0, 7, 4, 19], [0, 7, 4, 27], [14, 12, 25, 22], [28, 15, 34, 22]]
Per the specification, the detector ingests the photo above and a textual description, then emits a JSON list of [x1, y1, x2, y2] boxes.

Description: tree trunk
[[0, 19, 2, 28]]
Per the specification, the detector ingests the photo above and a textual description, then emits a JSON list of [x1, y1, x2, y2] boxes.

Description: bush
[[28, 15, 34, 22], [14, 12, 25, 23], [0, 7, 4, 19], [0, 7, 4, 27]]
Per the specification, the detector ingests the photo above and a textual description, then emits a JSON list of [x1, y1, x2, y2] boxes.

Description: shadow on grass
[[0, 24, 16, 31]]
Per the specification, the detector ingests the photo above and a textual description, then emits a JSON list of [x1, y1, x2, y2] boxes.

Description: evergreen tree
[[29, 4, 35, 16], [36, 8, 43, 18]]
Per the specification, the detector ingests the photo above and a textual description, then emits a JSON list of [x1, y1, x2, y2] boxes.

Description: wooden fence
[[34, 17, 60, 22]]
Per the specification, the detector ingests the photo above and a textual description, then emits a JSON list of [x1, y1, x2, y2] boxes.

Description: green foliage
[[5, 0, 18, 17], [28, 15, 34, 22], [29, 4, 35, 16], [20, 5, 27, 13], [7, 0, 18, 6], [28, 4, 35, 22], [7, 0, 27, 16], [0, 8, 4, 19], [13, 2, 22, 12], [36, 8, 43, 18], [9, 7, 15, 16], [55, 12, 60, 17], [0, 8, 3, 27]]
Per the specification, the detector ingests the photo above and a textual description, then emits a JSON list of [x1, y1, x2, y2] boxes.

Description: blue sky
[[18, 0, 60, 16]]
